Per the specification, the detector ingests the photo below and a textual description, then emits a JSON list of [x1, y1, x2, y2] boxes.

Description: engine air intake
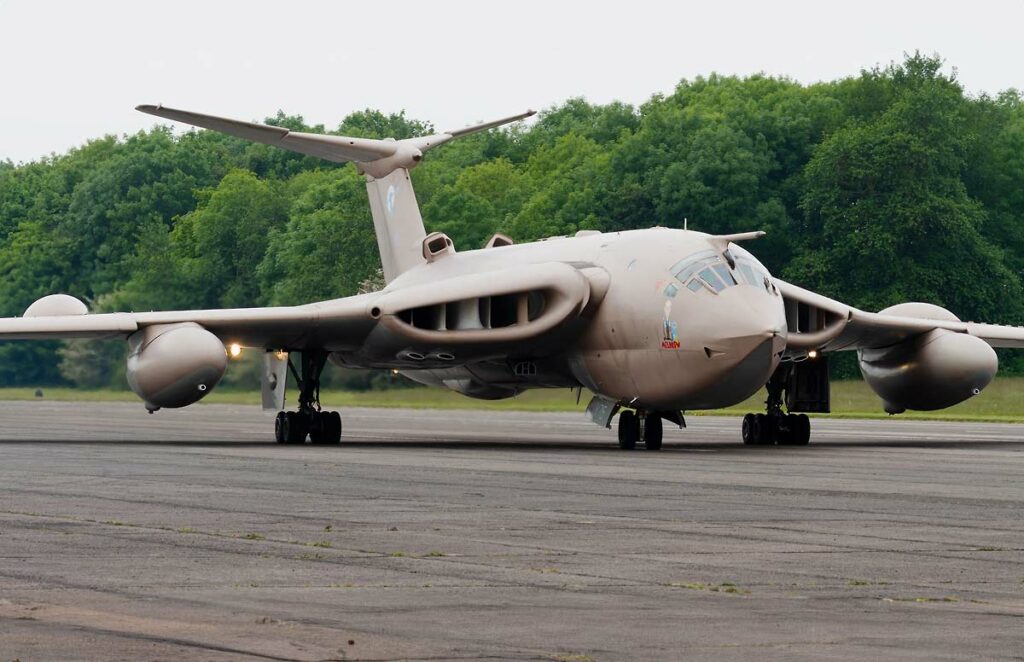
[[397, 290, 547, 331], [373, 261, 599, 348]]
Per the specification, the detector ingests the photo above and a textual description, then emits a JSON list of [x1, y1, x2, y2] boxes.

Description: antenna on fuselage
[[684, 217, 688, 231]]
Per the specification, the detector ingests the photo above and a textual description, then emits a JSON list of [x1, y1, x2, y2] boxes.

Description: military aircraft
[[1, 104, 1022, 447]]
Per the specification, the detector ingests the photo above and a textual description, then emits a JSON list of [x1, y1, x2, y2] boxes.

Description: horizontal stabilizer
[[136, 104, 397, 164], [136, 104, 535, 177]]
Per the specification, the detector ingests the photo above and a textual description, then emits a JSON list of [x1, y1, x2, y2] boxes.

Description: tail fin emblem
[[386, 185, 397, 215]]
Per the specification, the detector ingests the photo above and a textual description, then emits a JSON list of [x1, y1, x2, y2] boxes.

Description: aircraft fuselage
[[385, 227, 787, 411]]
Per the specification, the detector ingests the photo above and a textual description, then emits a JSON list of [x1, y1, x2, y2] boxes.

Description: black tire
[[766, 414, 781, 445], [741, 413, 756, 445], [796, 414, 811, 446], [776, 414, 795, 445], [643, 414, 663, 451], [618, 410, 639, 450], [776, 414, 811, 446], [284, 412, 308, 444], [322, 411, 342, 444], [752, 414, 768, 445], [308, 412, 326, 444], [274, 411, 287, 444]]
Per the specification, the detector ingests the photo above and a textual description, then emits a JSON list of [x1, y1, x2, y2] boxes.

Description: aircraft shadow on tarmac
[[336, 438, 1024, 451], [1, 437, 1023, 452]]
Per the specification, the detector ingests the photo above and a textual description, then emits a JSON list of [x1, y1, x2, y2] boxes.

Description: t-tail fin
[[136, 104, 535, 283]]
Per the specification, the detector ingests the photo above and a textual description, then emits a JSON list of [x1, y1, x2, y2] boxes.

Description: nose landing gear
[[274, 350, 343, 445], [617, 410, 664, 450]]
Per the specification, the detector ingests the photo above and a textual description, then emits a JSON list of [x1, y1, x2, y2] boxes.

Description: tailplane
[[136, 104, 535, 282]]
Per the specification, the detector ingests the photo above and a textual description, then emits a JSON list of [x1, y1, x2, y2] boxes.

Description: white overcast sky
[[1, 0, 1022, 163]]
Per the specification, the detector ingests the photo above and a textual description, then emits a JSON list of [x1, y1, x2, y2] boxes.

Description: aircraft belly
[[574, 339, 778, 411], [394, 355, 579, 401]]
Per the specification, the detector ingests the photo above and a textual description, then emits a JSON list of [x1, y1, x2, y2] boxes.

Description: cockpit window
[[713, 264, 737, 286], [735, 260, 773, 294], [738, 263, 757, 286], [670, 250, 716, 282], [670, 249, 737, 295], [669, 244, 777, 296], [698, 267, 725, 292]]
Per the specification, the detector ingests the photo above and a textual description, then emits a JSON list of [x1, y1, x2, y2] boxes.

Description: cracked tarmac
[[0, 401, 1022, 660]]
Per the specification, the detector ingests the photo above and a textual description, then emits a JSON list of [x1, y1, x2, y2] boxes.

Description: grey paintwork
[[0, 104, 1023, 416]]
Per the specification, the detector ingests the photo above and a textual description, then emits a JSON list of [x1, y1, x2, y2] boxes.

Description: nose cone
[[687, 286, 787, 408], [710, 286, 787, 356]]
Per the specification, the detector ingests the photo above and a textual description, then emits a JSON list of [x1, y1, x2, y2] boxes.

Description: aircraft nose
[[714, 286, 788, 354], [685, 286, 787, 408]]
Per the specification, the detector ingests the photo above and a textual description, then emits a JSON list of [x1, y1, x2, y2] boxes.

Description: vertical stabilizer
[[364, 168, 427, 282]]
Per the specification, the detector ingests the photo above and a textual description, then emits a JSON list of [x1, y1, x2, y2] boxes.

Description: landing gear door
[[262, 351, 289, 411], [785, 356, 830, 413], [585, 395, 620, 429]]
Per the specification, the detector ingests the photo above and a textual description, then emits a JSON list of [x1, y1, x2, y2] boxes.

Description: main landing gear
[[617, 410, 664, 451], [741, 367, 810, 446], [741, 412, 809, 446], [274, 350, 343, 445]]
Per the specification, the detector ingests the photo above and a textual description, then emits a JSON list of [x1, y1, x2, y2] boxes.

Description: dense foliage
[[2, 54, 1024, 387]]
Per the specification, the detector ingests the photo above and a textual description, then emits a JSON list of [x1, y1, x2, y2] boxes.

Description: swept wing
[[776, 279, 1024, 351]]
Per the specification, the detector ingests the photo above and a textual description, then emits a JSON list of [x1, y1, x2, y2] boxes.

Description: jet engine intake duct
[[858, 304, 997, 414], [126, 322, 227, 411], [398, 289, 548, 332], [377, 262, 596, 345], [783, 298, 847, 350]]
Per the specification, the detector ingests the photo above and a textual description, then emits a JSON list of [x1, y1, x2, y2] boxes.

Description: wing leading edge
[[776, 279, 1024, 351], [0, 261, 606, 362], [0, 294, 381, 350]]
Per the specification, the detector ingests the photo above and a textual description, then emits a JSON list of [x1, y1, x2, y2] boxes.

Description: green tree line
[[2, 53, 1024, 388]]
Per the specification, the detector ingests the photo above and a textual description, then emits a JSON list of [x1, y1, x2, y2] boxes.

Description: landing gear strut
[[741, 366, 810, 446], [274, 350, 343, 445], [618, 410, 664, 451]]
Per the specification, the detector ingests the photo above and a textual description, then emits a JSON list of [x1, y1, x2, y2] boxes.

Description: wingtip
[[135, 103, 162, 114]]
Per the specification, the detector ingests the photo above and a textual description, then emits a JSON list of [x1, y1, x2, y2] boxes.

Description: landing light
[[229, 343, 242, 358], [808, 349, 819, 359]]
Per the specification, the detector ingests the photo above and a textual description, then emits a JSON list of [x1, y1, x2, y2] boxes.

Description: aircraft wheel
[[308, 412, 326, 444], [796, 414, 811, 445], [274, 412, 288, 444], [765, 414, 781, 445], [284, 411, 308, 444], [750, 414, 770, 445], [311, 411, 341, 445], [618, 410, 639, 450], [774, 414, 811, 446], [776, 414, 795, 445], [324, 411, 342, 443], [643, 414, 663, 451], [741, 414, 757, 445]]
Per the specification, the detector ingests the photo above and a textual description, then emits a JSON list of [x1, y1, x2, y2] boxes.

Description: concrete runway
[[0, 401, 1022, 661]]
